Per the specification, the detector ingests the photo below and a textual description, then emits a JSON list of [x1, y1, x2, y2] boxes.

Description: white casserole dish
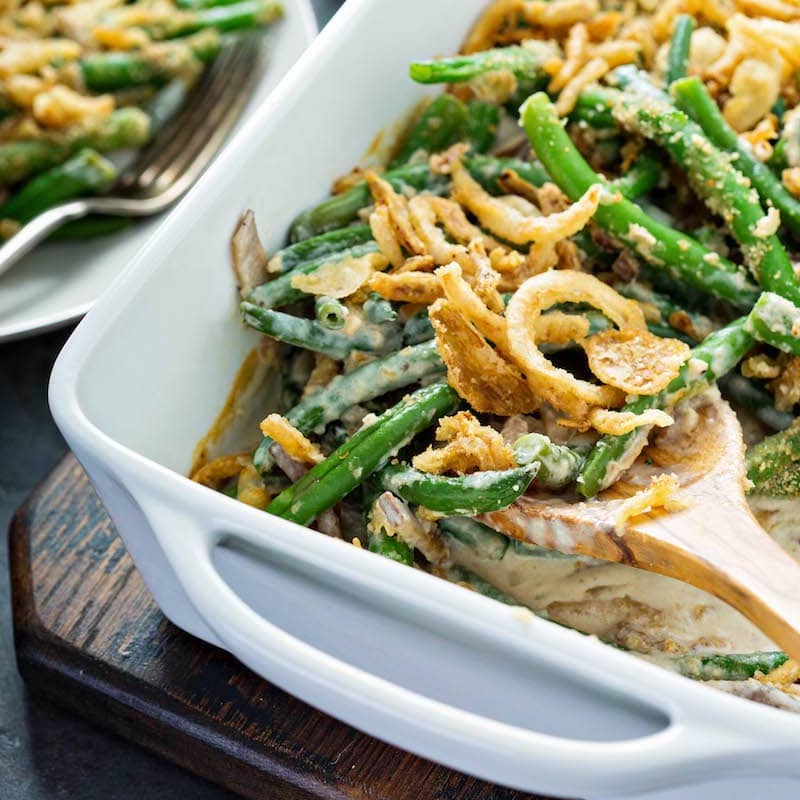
[[49, 0, 800, 796], [0, 0, 316, 343]]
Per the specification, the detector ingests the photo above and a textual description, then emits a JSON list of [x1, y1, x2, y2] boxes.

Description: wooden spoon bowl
[[484, 392, 800, 662]]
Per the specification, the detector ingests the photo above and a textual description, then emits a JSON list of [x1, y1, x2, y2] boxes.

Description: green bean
[[664, 15, 695, 86], [177, 0, 247, 8], [768, 138, 789, 173], [464, 100, 500, 153], [240, 302, 400, 359], [610, 147, 664, 199], [402, 309, 435, 345], [617, 282, 714, 341], [377, 463, 537, 516], [467, 154, 552, 191], [247, 241, 380, 309], [268, 224, 373, 273], [364, 486, 415, 565], [409, 43, 552, 86], [390, 94, 468, 168], [438, 517, 509, 560], [0, 142, 73, 189], [368, 527, 414, 564], [612, 68, 800, 304], [673, 651, 788, 681], [744, 291, 800, 356], [519, 92, 760, 310], [440, 517, 581, 562], [253, 339, 444, 472], [267, 383, 459, 525], [0, 107, 150, 187], [314, 296, 348, 330], [144, 0, 282, 37], [746, 420, 800, 497], [363, 293, 397, 324], [0, 149, 117, 225], [80, 30, 220, 92], [672, 76, 800, 243], [568, 89, 617, 130], [288, 156, 550, 242], [578, 317, 754, 497], [442, 565, 519, 605], [646, 321, 696, 346], [719, 372, 794, 431], [512, 433, 583, 489]]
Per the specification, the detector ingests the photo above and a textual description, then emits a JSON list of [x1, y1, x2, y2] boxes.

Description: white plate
[[0, 2, 316, 343], [49, 0, 800, 796]]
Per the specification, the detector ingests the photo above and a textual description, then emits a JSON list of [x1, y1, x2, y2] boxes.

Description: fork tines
[[117, 36, 262, 201]]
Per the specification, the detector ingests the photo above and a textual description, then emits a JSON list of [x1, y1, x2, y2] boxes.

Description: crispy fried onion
[[437, 261, 589, 352], [430, 298, 539, 415], [495, 174, 584, 279], [408, 195, 502, 264], [413, 411, 517, 475], [369, 270, 441, 304], [365, 170, 426, 254], [369, 206, 404, 268], [615, 473, 686, 527], [454, 238, 504, 311], [371, 251, 504, 310], [588, 407, 675, 435], [450, 146, 603, 245], [505, 270, 646, 424], [437, 262, 508, 346], [236, 464, 271, 509], [536, 310, 591, 345], [290, 251, 388, 298], [259, 414, 324, 465], [582, 328, 690, 395], [462, 0, 599, 52], [192, 456, 270, 509], [191, 452, 250, 488], [392, 254, 436, 274]]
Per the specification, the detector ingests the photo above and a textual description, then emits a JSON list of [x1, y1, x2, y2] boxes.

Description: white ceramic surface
[[49, 0, 800, 796], [0, 1, 316, 343]]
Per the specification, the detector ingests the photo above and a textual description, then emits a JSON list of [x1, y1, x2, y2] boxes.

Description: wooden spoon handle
[[634, 500, 800, 663]]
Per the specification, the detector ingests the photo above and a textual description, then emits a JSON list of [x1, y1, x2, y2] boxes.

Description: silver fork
[[0, 36, 262, 280]]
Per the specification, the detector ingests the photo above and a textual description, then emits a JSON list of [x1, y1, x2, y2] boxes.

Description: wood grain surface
[[10, 454, 558, 800]]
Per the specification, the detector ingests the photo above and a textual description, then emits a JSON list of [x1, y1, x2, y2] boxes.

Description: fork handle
[[0, 200, 90, 279]]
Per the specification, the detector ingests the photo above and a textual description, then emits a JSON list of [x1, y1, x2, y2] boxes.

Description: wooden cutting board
[[9, 454, 559, 800]]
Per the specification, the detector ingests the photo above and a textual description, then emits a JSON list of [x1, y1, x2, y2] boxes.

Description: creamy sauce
[[450, 537, 775, 655]]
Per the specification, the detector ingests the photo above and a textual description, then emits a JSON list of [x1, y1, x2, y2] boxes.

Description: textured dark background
[[0, 2, 338, 796]]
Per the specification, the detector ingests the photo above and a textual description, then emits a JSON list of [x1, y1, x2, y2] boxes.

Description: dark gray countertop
[[0, 3, 338, 797]]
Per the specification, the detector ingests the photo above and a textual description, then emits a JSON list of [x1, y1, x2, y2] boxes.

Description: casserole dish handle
[[145, 498, 793, 799]]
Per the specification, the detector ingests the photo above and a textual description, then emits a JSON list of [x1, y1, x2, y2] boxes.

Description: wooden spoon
[[483, 392, 800, 662]]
